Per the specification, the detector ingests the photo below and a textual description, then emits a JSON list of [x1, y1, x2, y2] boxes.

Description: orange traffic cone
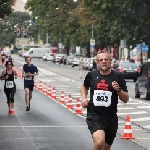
[[75, 98, 82, 114], [51, 87, 56, 100], [59, 91, 65, 104], [66, 94, 73, 109], [34, 80, 38, 89], [47, 85, 51, 97], [42, 83, 47, 95], [121, 116, 135, 140], [38, 81, 43, 91]]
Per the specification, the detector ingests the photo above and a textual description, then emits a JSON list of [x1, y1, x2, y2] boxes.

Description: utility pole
[[22, 24, 24, 53]]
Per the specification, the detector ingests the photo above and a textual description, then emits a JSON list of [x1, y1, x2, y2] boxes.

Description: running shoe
[[8, 110, 11, 115], [26, 106, 30, 111], [29, 102, 30, 109], [11, 109, 15, 115]]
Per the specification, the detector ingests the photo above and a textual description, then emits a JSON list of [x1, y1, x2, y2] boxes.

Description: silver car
[[46, 53, 54, 61], [66, 56, 74, 65], [71, 55, 81, 67]]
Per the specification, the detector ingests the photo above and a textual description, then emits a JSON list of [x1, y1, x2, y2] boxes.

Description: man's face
[[97, 53, 112, 72], [26, 58, 31, 65]]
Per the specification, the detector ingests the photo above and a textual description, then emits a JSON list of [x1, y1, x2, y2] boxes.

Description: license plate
[[126, 70, 135, 72]]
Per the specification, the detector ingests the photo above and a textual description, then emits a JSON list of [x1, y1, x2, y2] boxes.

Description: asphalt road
[[0, 55, 146, 150]]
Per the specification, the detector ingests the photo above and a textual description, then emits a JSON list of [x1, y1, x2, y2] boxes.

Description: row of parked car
[[111, 60, 150, 100], [42, 52, 96, 70], [41, 52, 150, 100]]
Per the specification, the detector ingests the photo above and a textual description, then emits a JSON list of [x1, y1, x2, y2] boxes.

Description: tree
[[0, 12, 31, 48], [0, 0, 14, 19]]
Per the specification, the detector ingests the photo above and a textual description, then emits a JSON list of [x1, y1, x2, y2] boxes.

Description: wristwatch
[[116, 87, 121, 92]]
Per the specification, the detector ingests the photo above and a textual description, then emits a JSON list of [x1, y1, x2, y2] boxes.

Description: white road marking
[[117, 111, 147, 115], [143, 125, 150, 128], [117, 107, 135, 110], [126, 102, 141, 104], [131, 117, 150, 121], [137, 106, 150, 108], [0, 126, 87, 128]]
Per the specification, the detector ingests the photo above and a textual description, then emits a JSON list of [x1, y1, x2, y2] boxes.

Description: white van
[[25, 48, 51, 58]]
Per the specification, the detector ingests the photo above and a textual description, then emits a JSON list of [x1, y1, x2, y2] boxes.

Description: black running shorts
[[86, 117, 118, 146], [24, 83, 34, 91], [2, 58, 5, 63]]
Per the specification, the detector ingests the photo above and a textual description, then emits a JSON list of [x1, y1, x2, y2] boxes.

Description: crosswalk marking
[[117, 111, 147, 115], [131, 117, 150, 121]]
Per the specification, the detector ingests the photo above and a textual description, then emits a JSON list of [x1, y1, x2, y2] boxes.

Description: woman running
[[1, 61, 17, 115]]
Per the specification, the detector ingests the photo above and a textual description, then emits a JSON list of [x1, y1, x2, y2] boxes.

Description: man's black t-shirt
[[84, 70, 128, 123]]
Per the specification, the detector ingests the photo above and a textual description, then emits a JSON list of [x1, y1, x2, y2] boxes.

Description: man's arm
[[117, 90, 129, 103], [112, 81, 129, 103], [80, 84, 89, 108]]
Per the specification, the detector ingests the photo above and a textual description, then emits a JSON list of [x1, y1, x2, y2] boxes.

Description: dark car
[[135, 61, 150, 100], [63, 56, 67, 65], [114, 62, 140, 82], [59, 55, 67, 64]]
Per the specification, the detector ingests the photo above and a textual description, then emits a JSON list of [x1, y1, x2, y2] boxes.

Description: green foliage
[[0, 0, 14, 19], [0, 12, 31, 47], [19, 0, 150, 50]]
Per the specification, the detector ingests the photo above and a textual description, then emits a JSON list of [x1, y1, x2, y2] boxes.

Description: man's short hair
[[25, 56, 31, 61]]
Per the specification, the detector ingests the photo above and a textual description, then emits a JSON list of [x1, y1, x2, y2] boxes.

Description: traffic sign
[[90, 45, 94, 52], [136, 44, 142, 50], [142, 45, 149, 52], [90, 39, 95, 46]]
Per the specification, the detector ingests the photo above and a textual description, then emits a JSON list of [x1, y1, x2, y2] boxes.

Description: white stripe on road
[[131, 117, 150, 121], [126, 102, 140, 105], [117, 107, 135, 110], [117, 111, 147, 115], [137, 106, 150, 108], [143, 125, 150, 128]]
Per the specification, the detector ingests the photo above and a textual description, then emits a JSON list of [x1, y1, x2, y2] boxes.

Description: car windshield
[[75, 55, 81, 59], [121, 62, 139, 69]]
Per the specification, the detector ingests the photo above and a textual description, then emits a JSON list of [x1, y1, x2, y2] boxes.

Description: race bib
[[6, 81, 14, 88], [93, 90, 112, 107], [25, 73, 32, 80]]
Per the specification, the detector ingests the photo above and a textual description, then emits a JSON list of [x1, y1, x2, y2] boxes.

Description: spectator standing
[[79, 57, 83, 79], [1, 52, 6, 68]]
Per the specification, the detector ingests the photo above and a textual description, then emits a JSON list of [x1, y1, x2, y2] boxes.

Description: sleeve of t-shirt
[[83, 73, 90, 89], [23, 64, 25, 71], [34, 66, 38, 73], [119, 73, 128, 92]]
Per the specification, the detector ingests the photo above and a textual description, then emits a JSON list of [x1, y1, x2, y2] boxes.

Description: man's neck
[[100, 69, 111, 75], [27, 64, 31, 67]]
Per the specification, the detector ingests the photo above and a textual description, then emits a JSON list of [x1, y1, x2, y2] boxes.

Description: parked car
[[135, 61, 150, 100], [63, 56, 67, 65], [83, 58, 91, 70], [46, 53, 54, 61], [42, 53, 48, 61], [71, 53, 82, 67], [88, 57, 97, 71], [53, 54, 66, 63], [114, 62, 140, 82], [66, 55, 73, 65]]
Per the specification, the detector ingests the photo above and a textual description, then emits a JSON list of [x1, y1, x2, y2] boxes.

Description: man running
[[1, 52, 6, 68], [80, 52, 129, 150], [22, 56, 38, 111]]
